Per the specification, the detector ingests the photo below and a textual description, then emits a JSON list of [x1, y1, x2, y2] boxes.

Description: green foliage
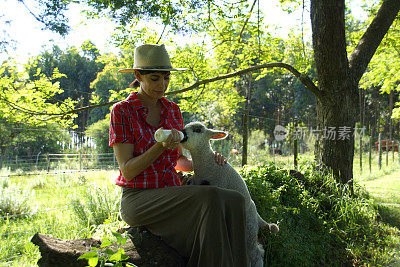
[[27, 44, 105, 132], [78, 231, 135, 267], [18, 0, 70, 35], [85, 117, 113, 154], [6, 123, 69, 160], [0, 61, 77, 128], [88, 54, 132, 125], [357, 2, 400, 119], [71, 185, 120, 227], [278, 0, 303, 13], [0, 186, 32, 219], [241, 162, 399, 266]]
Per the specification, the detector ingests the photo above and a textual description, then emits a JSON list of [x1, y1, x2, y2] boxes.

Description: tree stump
[[31, 227, 186, 267]]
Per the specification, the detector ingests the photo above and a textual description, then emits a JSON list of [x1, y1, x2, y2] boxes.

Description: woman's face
[[136, 71, 170, 99]]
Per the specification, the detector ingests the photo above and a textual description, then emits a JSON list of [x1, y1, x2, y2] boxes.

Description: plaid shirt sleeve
[[109, 102, 135, 146]]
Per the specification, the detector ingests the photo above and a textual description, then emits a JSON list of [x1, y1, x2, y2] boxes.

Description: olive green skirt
[[120, 185, 248, 267]]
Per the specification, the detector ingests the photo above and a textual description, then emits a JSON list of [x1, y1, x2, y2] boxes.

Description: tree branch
[[18, 0, 46, 25], [2, 63, 320, 117], [226, 0, 258, 73], [349, 0, 400, 83], [166, 62, 321, 98]]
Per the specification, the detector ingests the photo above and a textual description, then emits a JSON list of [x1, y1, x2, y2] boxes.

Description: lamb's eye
[[193, 128, 202, 133]]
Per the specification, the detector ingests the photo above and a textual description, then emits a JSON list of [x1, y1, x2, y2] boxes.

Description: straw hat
[[118, 44, 187, 73]]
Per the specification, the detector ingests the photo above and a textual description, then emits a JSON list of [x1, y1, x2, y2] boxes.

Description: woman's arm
[[113, 142, 167, 181], [113, 128, 182, 181]]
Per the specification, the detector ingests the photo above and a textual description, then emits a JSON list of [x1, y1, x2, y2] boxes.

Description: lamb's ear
[[209, 130, 228, 140]]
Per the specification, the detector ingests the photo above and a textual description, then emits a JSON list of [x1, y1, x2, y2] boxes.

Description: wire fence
[[0, 174, 122, 265], [0, 153, 117, 176], [0, 156, 123, 266], [1, 138, 400, 265]]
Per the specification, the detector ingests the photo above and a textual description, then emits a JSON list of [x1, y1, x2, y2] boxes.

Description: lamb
[[180, 121, 279, 267]]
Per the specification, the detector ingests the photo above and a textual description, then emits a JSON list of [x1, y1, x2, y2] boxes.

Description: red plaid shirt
[[109, 92, 183, 188]]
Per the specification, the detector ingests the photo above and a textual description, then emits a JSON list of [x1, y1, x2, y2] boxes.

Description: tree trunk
[[242, 74, 252, 167], [311, 0, 358, 184], [316, 95, 357, 184], [242, 103, 249, 166], [310, 0, 400, 184], [31, 228, 186, 267]]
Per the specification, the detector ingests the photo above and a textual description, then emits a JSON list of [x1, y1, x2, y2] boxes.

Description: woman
[[109, 44, 248, 266]]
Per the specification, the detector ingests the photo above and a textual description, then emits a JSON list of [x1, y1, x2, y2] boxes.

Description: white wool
[[181, 121, 277, 267]]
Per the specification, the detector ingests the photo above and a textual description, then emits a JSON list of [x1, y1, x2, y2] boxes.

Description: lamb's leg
[[252, 201, 280, 234], [257, 212, 267, 228]]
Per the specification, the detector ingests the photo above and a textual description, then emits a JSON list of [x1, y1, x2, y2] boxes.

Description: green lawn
[[357, 168, 400, 230], [355, 163, 400, 265]]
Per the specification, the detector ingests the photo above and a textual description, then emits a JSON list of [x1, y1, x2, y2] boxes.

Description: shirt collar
[[126, 91, 171, 121]]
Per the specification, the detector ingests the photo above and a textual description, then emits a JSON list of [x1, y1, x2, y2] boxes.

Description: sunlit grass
[[0, 169, 124, 265], [1, 152, 399, 265]]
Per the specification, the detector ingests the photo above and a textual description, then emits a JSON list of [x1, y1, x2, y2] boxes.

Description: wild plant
[[0, 186, 32, 219], [242, 162, 399, 266], [78, 231, 136, 267], [71, 185, 120, 227]]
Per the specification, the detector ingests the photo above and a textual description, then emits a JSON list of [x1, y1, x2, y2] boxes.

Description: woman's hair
[[130, 70, 171, 88]]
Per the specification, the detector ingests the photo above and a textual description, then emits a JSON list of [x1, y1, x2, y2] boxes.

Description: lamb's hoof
[[268, 223, 279, 234]]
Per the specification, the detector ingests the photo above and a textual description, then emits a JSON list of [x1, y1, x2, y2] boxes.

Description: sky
[[0, 0, 366, 64]]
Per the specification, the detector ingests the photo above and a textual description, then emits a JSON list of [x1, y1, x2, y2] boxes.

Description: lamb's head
[[180, 122, 228, 152]]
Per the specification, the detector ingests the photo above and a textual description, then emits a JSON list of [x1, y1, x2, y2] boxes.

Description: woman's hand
[[160, 128, 181, 149], [214, 151, 227, 166]]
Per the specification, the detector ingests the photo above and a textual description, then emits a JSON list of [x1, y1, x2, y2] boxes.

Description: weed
[[78, 231, 136, 267], [242, 162, 400, 266], [0, 187, 33, 219], [71, 185, 120, 227]]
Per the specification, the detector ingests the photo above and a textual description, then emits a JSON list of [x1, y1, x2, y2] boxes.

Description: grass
[[0, 151, 399, 266], [353, 153, 400, 266], [355, 161, 400, 234], [0, 169, 124, 266]]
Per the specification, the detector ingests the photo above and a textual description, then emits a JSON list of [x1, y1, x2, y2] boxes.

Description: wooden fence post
[[79, 151, 82, 171], [272, 141, 275, 163], [369, 135, 372, 173], [47, 153, 50, 172], [386, 139, 389, 167], [359, 131, 363, 173], [293, 119, 298, 170], [242, 104, 249, 167], [378, 133, 382, 170]]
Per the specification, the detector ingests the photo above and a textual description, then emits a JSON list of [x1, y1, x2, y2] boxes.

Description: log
[[31, 227, 186, 266]]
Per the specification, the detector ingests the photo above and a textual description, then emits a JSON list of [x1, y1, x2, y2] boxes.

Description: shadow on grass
[[376, 203, 400, 230]]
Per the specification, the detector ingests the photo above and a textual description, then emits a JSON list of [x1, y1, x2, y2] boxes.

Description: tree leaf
[[108, 248, 125, 262], [105, 248, 115, 255], [78, 251, 98, 260], [88, 257, 99, 267], [120, 236, 128, 246], [100, 240, 113, 248]]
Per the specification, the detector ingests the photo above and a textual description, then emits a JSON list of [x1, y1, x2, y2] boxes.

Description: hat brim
[[118, 67, 188, 73]]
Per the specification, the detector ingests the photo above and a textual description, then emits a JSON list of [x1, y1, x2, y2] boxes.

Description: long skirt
[[120, 185, 249, 267]]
